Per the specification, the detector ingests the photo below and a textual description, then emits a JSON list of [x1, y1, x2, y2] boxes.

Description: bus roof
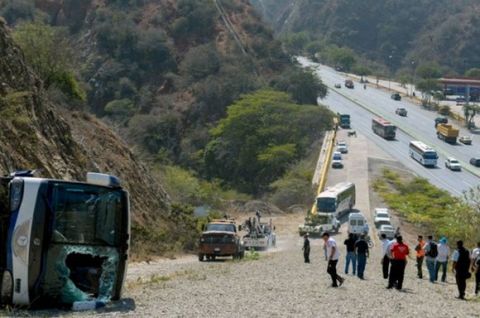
[[372, 117, 395, 126], [409, 140, 435, 152], [317, 181, 355, 199]]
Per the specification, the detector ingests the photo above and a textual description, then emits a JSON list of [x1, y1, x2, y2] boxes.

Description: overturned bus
[[0, 171, 130, 308]]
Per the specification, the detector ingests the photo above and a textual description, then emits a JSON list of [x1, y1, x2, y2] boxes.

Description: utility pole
[[388, 55, 393, 90]]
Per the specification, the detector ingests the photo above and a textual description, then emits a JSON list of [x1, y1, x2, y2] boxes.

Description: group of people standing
[[303, 231, 480, 299], [413, 235, 480, 299]]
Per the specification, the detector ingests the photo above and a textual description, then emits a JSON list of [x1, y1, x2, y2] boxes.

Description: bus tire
[[199, 254, 204, 262]]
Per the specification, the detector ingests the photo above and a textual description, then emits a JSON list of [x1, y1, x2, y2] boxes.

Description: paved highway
[[297, 57, 480, 196]]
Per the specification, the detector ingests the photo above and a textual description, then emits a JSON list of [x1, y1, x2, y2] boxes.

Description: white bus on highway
[[316, 182, 355, 218], [409, 140, 438, 167]]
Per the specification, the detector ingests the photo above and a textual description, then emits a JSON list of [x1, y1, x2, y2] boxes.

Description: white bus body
[[409, 141, 438, 167], [316, 182, 356, 218]]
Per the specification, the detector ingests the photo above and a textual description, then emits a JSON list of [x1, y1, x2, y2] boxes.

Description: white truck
[[298, 213, 340, 237]]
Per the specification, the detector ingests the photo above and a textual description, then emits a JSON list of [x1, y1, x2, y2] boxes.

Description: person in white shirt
[[380, 233, 390, 279], [435, 237, 450, 282], [322, 232, 344, 287], [471, 242, 480, 295]]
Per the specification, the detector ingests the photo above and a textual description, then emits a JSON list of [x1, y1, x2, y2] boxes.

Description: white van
[[348, 212, 368, 235]]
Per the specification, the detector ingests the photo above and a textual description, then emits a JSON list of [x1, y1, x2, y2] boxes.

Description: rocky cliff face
[[0, 18, 170, 226]]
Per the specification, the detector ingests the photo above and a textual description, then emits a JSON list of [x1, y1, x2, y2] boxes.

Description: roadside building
[[439, 77, 480, 101]]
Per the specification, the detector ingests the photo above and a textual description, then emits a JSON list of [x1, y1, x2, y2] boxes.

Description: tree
[[416, 79, 440, 107], [465, 68, 480, 79], [204, 90, 333, 193], [13, 22, 85, 101], [324, 46, 356, 71], [180, 44, 220, 81], [463, 104, 480, 129], [352, 65, 372, 81], [271, 68, 328, 104], [416, 63, 442, 80]]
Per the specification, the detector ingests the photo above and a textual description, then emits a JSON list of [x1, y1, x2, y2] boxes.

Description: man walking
[[322, 232, 344, 287], [415, 235, 426, 279], [452, 240, 471, 300], [435, 237, 450, 282], [355, 234, 369, 279], [471, 242, 480, 295], [424, 235, 438, 283], [380, 233, 390, 279], [388, 235, 409, 290], [344, 233, 357, 275], [303, 234, 310, 263]]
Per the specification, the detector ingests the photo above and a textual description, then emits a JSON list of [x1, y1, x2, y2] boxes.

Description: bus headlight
[[13, 220, 30, 264], [9, 179, 24, 212]]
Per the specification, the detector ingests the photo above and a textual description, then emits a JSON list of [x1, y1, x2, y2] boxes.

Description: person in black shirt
[[355, 235, 369, 279], [303, 234, 310, 263], [344, 233, 357, 275], [452, 240, 471, 299]]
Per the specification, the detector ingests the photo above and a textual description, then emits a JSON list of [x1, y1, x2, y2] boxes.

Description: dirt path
[[17, 132, 480, 317]]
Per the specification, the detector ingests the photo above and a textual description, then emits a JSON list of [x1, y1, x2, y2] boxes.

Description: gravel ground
[[8, 132, 480, 317]]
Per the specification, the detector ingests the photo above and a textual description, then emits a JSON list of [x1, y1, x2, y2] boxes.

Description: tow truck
[[242, 216, 276, 250]]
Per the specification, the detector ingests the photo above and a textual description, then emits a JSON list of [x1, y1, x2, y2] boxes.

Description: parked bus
[[372, 117, 396, 139], [316, 182, 355, 218], [409, 140, 438, 167], [0, 171, 130, 307]]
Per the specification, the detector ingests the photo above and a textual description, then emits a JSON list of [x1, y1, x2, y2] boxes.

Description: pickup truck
[[198, 219, 245, 261], [243, 220, 276, 250]]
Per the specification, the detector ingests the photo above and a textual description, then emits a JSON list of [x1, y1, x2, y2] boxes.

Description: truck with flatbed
[[436, 123, 459, 144], [198, 219, 244, 261], [298, 213, 340, 237]]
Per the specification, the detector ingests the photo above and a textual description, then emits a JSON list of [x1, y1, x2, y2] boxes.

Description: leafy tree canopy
[[204, 89, 333, 193]]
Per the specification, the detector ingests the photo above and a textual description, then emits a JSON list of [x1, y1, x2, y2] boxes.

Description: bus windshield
[[317, 198, 336, 213], [423, 151, 438, 159], [385, 126, 396, 134], [51, 182, 125, 246]]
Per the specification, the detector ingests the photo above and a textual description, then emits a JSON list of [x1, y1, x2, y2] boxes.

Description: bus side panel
[[11, 180, 42, 306]]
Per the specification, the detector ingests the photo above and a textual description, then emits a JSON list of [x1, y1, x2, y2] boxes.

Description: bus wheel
[[198, 254, 204, 262]]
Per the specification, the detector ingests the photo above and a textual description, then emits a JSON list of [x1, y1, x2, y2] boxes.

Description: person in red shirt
[[388, 235, 410, 290]]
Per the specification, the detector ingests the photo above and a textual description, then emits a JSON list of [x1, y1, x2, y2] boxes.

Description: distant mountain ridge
[[252, 0, 480, 73]]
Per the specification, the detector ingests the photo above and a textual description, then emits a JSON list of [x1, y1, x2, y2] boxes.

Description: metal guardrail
[[310, 129, 336, 215]]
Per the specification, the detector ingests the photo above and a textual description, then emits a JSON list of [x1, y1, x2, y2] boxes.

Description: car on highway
[[435, 117, 448, 127], [395, 107, 408, 116], [374, 208, 391, 227], [445, 157, 462, 171], [470, 157, 480, 167], [459, 136, 472, 145], [336, 141, 348, 153], [391, 93, 401, 101], [334, 83, 341, 88], [331, 159, 343, 169], [378, 224, 395, 240], [333, 151, 342, 160]]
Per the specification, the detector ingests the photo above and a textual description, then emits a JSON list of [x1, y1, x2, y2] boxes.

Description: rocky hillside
[[252, 0, 480, 73], [0, 18, 171, 254]]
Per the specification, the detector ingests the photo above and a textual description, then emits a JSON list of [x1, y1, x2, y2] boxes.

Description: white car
[[445, 157, 462, 171], [336, 141, 348, 154], [374, 208, 391, 227], [378, 224, 395, 240]]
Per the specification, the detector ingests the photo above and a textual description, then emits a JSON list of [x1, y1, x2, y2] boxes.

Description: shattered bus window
[[39, 183, 125, 304]]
